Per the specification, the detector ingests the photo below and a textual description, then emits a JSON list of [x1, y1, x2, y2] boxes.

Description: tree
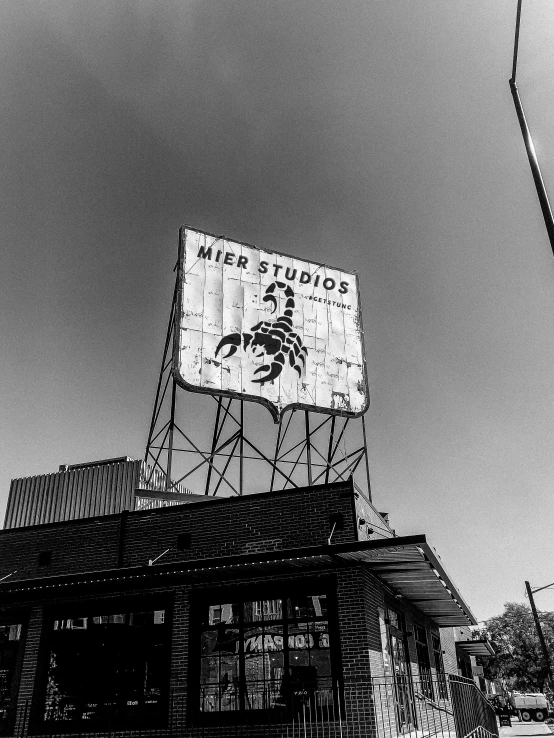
[[478, 602, 554, 693]]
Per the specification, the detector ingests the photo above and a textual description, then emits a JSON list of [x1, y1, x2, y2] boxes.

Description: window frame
[[431, 633, 448, 699], [385, 604, 417, 732], [189, 579, 341, 724], [414, 624, 434, 700], [33, 596, 173, 732], [0, 610, 28, 737]]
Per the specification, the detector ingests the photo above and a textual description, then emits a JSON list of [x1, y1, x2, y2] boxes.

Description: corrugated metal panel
[[37, 473, 47, 525], [5, 479, 16, 528], [13, 478, 25, 528], [89, 462, 101, 518], [36, 473, 48, 525], [14, 477, 25, 527], [44, 474, 55, 525], [5, 480, 15, 529], [21, 476, 35, 527], [66, 469, 77, 520], [3, 458, 194, 529]]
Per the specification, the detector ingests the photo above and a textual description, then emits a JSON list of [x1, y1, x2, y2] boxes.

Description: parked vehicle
[[508, 692, 549, 722]]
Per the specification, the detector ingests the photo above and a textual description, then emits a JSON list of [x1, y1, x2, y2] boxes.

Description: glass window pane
[[262, 625, 284, 653], [220, 655, 239, 685], [288, 622, 312, 650], [200, 685, 219, 713], [288, 595, 327, 619], [244, 651, 265, 710], [311, 649, 332, 679], [244, 680, 264, 711], [263, 600, 283, 621], [308, 621, 330, 648], [265, 677, 283, 709], [217, 628, 240, 655], [288, 649, 317, 691], [201, 631, 219, 657], [244, 600, 283, 623], [0, 625, 20, 644], [207, 604, 239, 626], [208, 606, 222, 625], [267, 651, 285, 680], [243, 602, 256, 623], [244, 652, 264, 683], [200, 656, 219, 684], [219, 684, 240, 711]]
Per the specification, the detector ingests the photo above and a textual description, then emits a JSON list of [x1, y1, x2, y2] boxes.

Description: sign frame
[[172, 225, 370, 423]]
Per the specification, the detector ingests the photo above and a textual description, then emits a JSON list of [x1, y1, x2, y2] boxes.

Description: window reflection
[[244, 599, 283, 623], [200, 594, 332, 714], [208, 604, 240, 626], [288, 595, 327, 620]]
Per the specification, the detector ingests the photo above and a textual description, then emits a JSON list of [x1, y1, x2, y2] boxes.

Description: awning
[[456, 640, 495, 657], [0, 534, 475, 626], [329, 536, 476, 626]]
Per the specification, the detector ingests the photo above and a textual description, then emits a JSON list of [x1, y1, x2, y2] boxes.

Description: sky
[[2, 0, 554, 622]]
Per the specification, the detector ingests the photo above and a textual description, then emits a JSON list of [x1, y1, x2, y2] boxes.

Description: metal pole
[[240, 401, 244, 495], [325, 416, 336, 485], [525, 580, 553, 688], [509, 0, 554, 257], [145, 279, 177, 462], [204, 398, 223, 496], [270, 418, 283, 492], [165, 380, 177, 491], [511, 0, 522, 82], [305, 411, 313, 486], [362, 415, 372, 502]]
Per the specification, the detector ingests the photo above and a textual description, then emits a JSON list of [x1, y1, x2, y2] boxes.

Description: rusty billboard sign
[[174, 226, 369, 422]]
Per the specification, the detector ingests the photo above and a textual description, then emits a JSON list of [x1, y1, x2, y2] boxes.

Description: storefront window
[[0, 623, 23, 736], [431, 634, 448, 699], [414, 625, 433, 699], [41, 604, 169, 727], [387, 608, 416, 732], [199, 593, 333, 715]]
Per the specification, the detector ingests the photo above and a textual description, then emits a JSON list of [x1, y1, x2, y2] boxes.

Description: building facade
[[0, 477, 496, 738]]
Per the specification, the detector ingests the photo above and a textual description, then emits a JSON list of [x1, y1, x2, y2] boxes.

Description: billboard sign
[[174, 226, 369, 422]]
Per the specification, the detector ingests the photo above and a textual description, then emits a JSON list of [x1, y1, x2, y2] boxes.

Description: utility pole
[[525, 580, 553, 689], [510, 0, 554, 256]]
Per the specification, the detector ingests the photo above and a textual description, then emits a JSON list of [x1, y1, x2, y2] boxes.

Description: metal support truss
[[144, 279, 372, 499]]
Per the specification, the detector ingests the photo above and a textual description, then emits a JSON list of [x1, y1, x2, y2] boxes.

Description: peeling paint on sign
[[174, 226, 369, 422]]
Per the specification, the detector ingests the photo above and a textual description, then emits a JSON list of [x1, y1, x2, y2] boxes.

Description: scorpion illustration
[[214, 281, 308, 384]]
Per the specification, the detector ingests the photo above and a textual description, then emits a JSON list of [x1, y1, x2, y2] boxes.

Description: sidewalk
[[500, 719, 552, 738]]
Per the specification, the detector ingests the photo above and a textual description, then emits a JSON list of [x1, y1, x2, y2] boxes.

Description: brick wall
[[440, 625, 475, 676], [0, 481, 356, 583], [122, 481, 356, 567], [0, 517, 122, 581], [0, 480, 466, 736]]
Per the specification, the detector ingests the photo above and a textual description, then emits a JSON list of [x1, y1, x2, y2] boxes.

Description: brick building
[[0, 473, 495, 738]]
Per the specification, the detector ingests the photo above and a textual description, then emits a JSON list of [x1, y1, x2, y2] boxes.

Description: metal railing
[[6, 675, 498, 738], [449, 675, 499, 738]]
